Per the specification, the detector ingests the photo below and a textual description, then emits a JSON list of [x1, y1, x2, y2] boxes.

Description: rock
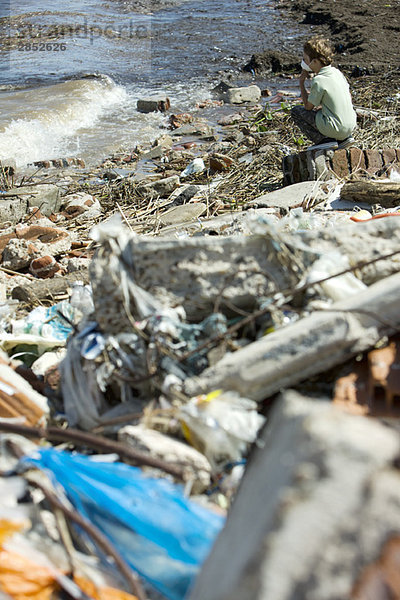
[[217, 113, 244, 126], [212, 81, 232, 97], [118, 425, 212, 493], [153, 134, 173, 149], [223, 85, 261, 104], [2, 239, 39, 270], [209, 153, 234, 172], [63, 257, 91, 273], [168, 184, 201, 205], [29, 255, 61, 279], [0, 197, 29, 225], [141, 146, 164, 161], [159, 203, 206, 225], [62, 192, 102, 222], [102, 170, 120, 181], [136, 97, 170, 113], [171, 123, 215, 138], [223, 129, 246, 144], [2, 184, 61, 216], [189, 391, 400, 600], [137, 175, 180, 198], [243, 49, 300, 75], [169, 113, 194, 129], [248, 181, 330, 211]]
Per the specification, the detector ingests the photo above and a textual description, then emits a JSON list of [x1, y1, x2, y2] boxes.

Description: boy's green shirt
[[308, 65, 357, 140]]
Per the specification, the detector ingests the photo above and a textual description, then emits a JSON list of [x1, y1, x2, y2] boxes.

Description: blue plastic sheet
[[23, 448, 224, 600]]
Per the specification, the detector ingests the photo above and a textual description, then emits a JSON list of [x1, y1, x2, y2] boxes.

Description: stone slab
[[248, 181, 329, 210], [159, 203, 206, 225]]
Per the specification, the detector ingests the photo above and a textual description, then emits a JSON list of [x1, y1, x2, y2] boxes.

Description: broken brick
[[331, 149, 349, 179], [365, 149, 383, 175], [349, 147, 366, 175]]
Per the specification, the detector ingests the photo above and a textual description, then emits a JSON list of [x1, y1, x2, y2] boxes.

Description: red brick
[[29, 255, 60, 279], [382, 149, 397, 165], [349, 147, 366, 175], [365, 149, 383, 175], [331, 149, 349, 179], [380, 149, 398, 178]]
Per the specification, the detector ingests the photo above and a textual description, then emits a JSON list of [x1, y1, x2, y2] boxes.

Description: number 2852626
[[18, 42, 67, 51]]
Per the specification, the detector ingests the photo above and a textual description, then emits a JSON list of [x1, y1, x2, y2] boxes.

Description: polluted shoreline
[[1, 4, 400, 599]]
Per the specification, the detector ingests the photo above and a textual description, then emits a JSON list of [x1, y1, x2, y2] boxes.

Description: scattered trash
[[22, 448, 225, 600], [1, 59, 400, 600], [180, 158, 205, 178]]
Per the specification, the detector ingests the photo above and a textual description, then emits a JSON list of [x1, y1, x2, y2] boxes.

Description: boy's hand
[[299, 70, 311, 82]]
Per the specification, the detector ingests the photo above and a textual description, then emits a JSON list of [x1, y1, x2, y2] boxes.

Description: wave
[[0, 75, 127, 166]]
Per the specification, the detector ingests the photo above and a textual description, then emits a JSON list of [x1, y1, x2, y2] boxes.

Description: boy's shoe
[[307, 138, 338, 151], [337, 136, 356, 149]]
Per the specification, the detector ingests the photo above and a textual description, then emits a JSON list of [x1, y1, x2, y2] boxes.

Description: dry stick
[[117, 202, 134, 233], [26, 476, 148, 600], [179, 249, 400, 363], [0, 422, 185, 479], [0, 266, 35, 279]]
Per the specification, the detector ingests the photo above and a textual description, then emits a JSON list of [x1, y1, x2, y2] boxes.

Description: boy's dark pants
[[291, 105, 326, 144]]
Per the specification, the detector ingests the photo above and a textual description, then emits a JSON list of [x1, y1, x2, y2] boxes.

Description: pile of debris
[[1, 78, 400, 600]]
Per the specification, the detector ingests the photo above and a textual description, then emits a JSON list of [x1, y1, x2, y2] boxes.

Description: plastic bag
[[179, 390, 265, 467], [22, 448, 224, 600], [306, 252, 367, 302]]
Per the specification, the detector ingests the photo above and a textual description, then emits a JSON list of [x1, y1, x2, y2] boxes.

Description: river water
[[0, 0, 302, 167]]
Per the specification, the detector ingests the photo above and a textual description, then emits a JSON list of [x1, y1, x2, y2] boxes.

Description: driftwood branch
[[0, 422, 185, 479], [341, 181, 400, 208]]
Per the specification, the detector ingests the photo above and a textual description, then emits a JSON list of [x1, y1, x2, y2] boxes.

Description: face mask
[[301, 59, 313, 73]]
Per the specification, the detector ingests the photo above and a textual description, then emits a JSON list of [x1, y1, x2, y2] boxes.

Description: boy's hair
[[303, 36, 334, 66]]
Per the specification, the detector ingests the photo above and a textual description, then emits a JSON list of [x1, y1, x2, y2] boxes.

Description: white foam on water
[[0, 76, 128, 166]]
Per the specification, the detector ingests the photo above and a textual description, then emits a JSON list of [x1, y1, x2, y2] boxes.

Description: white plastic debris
[[180, 158, 205, 178]]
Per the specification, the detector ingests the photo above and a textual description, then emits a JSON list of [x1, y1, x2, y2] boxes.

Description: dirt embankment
[[246, 0, 400, 92], [278, 0, 400, 75]]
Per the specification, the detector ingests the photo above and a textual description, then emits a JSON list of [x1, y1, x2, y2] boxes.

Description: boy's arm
[[299, 71, 315, 111]]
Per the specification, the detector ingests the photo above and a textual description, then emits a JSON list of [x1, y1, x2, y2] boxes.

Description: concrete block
[[189, 391, 400, 600], [0, 197, 28, 225], [224, 85, 261, 104], [2, 184, 61, 216], [136, 97, 170, 113], [138, 175, 180, 198]]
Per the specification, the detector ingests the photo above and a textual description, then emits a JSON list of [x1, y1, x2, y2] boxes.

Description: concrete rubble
[[1, 74, 400, 600], [189, 391, 400, 600]]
